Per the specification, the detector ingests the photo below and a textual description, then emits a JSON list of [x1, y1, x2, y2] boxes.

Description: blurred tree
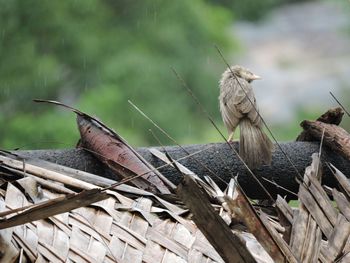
[[0, 0, 234, 149], [208, 0, 315, 21], [208, 0, 282, 21]]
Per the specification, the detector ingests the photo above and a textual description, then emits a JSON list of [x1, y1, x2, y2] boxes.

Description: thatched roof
[[1, 103, 350, 262], [1, 148, 350, 262], [0, 177, 223, 262], [0, 150, 271, 263]]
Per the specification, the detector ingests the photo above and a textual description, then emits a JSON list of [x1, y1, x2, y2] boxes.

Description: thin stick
[[148, 128, 187, 182], [128, 100, 229, 186], [330, 91, 350, 117], [148, 129, 178, 174], [2, 166, 75, 194], [214, 45, 303, 181], [78, 145, 214, 180], [35, 99, 222, 192], [103, 145, 217, 191], [316, 128, 325, 178], [0, 155, 97, 190], [170, 70, 274, 201], [10, 145, 214, 191], [149, 129, 215, 197], [11, 146, 215, 196], [260, 177, 298, 197]]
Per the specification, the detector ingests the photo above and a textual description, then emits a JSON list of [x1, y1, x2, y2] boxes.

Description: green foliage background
[[0, 0, 236, 149], [1, 0, 346, 150]]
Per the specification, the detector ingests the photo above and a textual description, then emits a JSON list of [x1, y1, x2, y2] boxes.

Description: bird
[[219, 65, 273, 169]]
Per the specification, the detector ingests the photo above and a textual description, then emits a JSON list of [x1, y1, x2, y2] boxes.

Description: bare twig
[[330, 92, 350, 117], [128, 100, 229, 187], [316, 128, 325, 179]]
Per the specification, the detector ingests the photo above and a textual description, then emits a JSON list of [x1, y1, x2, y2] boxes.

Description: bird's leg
[[227, 132, 234, 142]]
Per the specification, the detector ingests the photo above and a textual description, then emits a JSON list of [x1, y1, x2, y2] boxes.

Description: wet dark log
[[13, 141, 350, 199]]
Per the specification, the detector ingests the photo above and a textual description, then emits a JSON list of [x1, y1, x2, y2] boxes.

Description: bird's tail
[[239, 118, 273, 169]]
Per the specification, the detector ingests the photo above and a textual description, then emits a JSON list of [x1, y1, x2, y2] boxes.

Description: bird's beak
[[251, 74, 261, 80]]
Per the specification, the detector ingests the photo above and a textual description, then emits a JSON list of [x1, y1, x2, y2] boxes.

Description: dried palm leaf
[[0, 172, 224, 262]]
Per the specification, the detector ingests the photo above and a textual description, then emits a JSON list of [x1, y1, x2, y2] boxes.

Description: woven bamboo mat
[[1, 150, 350, 262], [0, 176, 226, 262]]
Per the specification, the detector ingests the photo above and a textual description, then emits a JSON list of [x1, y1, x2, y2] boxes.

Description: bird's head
[[229, 65, 261, 83]]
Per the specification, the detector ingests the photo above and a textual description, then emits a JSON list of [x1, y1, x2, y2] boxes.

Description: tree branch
[[13, 141, 350, 199]]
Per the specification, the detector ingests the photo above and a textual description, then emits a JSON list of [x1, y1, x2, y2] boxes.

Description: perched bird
[[219, 65, 273, 169]]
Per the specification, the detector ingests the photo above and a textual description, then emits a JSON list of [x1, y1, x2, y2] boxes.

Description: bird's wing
[[233, 79, 255, 112], [219, 99, 240, 132], [221, 77, 261, 126]]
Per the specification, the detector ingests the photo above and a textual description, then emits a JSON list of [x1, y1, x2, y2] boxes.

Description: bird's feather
[[218, 65, 273, 169]]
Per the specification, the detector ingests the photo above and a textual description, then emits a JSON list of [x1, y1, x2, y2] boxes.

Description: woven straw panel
[[0, 181, 224, 263]]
